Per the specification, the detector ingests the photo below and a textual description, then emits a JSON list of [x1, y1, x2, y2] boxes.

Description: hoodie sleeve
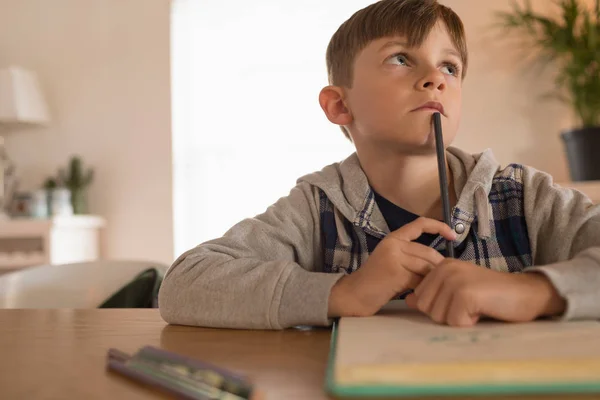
[[522, 166, 600, 320], [158, 181, 345, 330]]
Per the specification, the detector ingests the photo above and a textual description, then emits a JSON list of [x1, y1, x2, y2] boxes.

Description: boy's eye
[[387, 53, 409, 66], [441, 63, 460, 76]]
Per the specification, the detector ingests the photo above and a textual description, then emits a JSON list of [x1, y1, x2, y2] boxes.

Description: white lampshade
[[0, 66, 50, 125]]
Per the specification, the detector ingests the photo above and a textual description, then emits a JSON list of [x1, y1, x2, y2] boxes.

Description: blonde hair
[[325, 0, 468, 140]]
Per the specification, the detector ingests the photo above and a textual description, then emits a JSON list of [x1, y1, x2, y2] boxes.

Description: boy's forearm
[[520, 272, 567, 318], [328, 275, 366, 318], [327, 270, 400, 318], [327, 276, 348, 318], [160, 250, 344, 329], [525, 247, 600, 320], [522, 167, 600, 321]]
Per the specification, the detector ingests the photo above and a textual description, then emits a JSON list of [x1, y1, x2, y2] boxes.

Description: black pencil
[[432, 112, 455, 258]]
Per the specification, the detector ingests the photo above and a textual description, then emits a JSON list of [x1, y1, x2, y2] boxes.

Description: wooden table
[[0, 309, 598, 400]]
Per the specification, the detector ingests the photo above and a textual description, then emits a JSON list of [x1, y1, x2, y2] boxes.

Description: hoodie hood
[[297, 146, 501, 240]]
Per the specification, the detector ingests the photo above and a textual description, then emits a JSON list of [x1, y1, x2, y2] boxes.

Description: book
[[326, 301, 600, 397]]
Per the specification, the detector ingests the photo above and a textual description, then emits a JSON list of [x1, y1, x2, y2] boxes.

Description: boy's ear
[[318, 86, 353, 128]]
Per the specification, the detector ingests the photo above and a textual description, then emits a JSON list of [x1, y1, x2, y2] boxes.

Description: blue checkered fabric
[[319, 164, 532, 274]]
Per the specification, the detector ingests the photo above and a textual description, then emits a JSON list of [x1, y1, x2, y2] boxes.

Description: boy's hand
[[328, 217, 457, 318], [405, 259, 567, 327]]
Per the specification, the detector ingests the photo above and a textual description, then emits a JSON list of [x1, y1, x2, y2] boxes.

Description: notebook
[[326, 301, 600, 397]]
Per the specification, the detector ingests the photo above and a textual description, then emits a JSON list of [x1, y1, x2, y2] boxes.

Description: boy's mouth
[[411, 101, 445, 116]]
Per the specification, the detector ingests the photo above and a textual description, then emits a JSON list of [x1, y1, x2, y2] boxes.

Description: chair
[[0, 260, 168, 308]]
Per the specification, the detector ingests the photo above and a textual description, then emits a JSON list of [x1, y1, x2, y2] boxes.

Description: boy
[[159, 0, 600, 329]]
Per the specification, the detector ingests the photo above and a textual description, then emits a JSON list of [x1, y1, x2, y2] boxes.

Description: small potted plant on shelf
[[58, 156, 94, 215], [495, 0, 600, 181]]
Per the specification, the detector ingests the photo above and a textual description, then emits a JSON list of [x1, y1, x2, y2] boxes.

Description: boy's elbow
[[157, 252, 240, 328], [158, 271, 185, 325], [157, 254, 201, 326], [156, 250, 304, 330]]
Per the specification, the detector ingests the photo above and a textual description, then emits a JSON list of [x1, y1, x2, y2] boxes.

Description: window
[[171, 0, 370, 257]]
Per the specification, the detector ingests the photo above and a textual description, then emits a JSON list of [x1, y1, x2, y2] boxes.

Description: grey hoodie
[[158, 147, 600, 329]]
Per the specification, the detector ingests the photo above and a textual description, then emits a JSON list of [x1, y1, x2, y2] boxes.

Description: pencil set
[[107, 345, 255, 399]]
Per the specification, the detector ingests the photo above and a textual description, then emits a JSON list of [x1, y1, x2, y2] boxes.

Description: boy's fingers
[[400, 242, 445, 270], [429, 288, 453, 324], [399, 256, 436, 277], [446, 298, 479, 327], [394, 262, 424, 289], [388, 217, 457, 243], [413, 269, 444, 314]]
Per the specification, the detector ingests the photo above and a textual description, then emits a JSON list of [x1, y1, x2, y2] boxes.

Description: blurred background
[[0, 0, 596, 273]]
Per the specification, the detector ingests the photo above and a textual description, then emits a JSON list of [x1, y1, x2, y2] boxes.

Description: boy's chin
[[395, 131, 441, 155], [370, 127, 450, 155], [377, 140, 439, 156], [399, 123, 453, 154]]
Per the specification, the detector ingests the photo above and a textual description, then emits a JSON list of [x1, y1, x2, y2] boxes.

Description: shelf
[[0, 215, 106, 237], [0, 215, 105, 270]]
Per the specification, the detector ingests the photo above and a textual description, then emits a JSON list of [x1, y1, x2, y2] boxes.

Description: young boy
[[159, 0, 600, 329]]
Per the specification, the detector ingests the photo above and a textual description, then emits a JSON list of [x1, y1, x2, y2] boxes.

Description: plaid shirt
[[319, 163, 533, 275]]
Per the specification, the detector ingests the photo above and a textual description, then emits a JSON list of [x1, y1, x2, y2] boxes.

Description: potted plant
[[495, 0, 600, 181], [58, 156, 94, 214]]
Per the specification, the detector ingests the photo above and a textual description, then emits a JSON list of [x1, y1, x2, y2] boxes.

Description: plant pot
[[70, 188, 88, 215], [561, 126, 600, 181]]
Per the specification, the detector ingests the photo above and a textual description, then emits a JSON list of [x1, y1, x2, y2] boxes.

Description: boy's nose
[[416, 70, 446, 92]]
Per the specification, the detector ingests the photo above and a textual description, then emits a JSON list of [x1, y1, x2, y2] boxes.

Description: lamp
[[0, 67, 50, 126], [0, 66, 51, 218]]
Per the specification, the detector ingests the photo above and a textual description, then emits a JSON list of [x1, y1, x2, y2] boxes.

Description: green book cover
[[325, 303, 600, 398]]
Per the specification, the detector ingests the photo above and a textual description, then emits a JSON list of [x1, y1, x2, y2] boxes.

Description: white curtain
[[171, 0, 372, 257]]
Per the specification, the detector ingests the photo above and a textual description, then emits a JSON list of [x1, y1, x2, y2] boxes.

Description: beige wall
[[0, 0, 580, 268], [444, 0, 574, 182], [0, 0, 174, 265]]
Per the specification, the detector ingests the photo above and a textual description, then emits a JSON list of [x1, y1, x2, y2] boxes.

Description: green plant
[[495, 0, 600, 127], [58, 156, 94, 214], [43, 178, 57, 190]]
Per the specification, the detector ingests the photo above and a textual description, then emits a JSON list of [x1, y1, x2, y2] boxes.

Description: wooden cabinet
[[0, 215, 105, 271]]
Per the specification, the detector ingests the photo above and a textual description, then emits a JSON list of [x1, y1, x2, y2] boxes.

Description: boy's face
[[345, 22, 462, 154]]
